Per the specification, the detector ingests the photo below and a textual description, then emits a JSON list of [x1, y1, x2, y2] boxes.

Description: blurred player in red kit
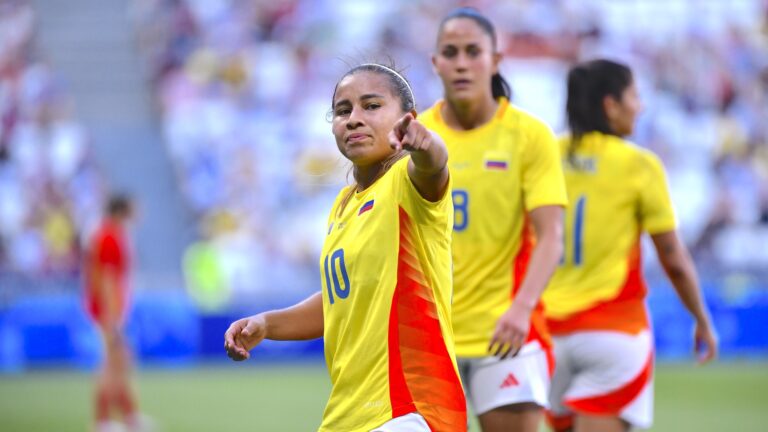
[[84, 194, 151, 432]]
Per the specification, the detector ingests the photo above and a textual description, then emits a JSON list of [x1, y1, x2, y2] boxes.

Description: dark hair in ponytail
[[438, 7, 511, 100], [566, 59, 633, 166], [491, 73, 511, 100]]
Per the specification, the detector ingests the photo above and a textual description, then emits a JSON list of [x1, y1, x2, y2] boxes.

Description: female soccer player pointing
[[225, 63, 467, 432], [420, 7, 567, 432], [543, 59, 718, 432]]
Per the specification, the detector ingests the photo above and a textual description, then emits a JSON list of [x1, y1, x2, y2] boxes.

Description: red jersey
[[84, 219, 131, 325]]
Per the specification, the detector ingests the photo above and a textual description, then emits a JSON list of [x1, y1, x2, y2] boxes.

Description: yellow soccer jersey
[[420, 98, 568, 358], [543, 131, 678, 335], [319, 157, 466, 432]]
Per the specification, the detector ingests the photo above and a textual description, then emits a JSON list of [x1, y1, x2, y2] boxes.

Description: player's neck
[[442, 95, 498, 131], [104, 216, 124, 228], [353, 162, 386, 192]]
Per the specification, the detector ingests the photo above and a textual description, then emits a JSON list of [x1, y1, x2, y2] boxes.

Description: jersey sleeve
[[521, 120, 568, 211], [638, 152, 678, 234], [395, 157, 453, 227]]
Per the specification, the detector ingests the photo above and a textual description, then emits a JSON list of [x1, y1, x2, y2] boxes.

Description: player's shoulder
[[330, 185, 353, 212], [501, 103, 558, 155], [418, 101, 442, 128], [501, 101, 552, 135], [92, 221, 119, 244], [419, 100, 440, 118], [621, 139, 665, 171]]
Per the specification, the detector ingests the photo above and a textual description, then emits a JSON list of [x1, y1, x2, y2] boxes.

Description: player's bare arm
[[651, 230, 718, 364], [224, 292, 324, 361], [489, 205, 563, 358]]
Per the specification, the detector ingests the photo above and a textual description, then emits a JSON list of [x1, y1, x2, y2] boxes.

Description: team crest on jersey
[[358, 199, 374, 215]]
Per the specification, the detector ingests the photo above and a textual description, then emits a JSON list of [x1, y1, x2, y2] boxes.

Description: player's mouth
[[452, 79, 472, 89], [346, 133, 370, 144]]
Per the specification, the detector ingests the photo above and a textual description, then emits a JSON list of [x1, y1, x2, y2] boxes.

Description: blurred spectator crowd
[[2, 0, 766, 299], [0, 1, 103, 278], [132, 0, 768, 300]]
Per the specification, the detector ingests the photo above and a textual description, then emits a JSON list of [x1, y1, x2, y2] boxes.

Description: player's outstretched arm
[[651, 230, 718, 364], [224, 292, 324, 361], [489, 205, 564, 358], [389, 113, 450, 202]]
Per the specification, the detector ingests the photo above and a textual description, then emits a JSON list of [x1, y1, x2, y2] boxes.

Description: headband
[[359, 63, 415, 106]]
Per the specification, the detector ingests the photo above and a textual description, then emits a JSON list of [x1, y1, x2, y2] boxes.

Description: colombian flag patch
[[485, 160, 508, 170], [358, 199, 374, 215]]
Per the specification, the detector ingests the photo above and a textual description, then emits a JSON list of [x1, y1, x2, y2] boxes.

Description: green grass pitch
[[0, 362, 766, 431]]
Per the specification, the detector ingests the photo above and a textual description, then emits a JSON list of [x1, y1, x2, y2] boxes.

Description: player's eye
[[365, 103, 381, 111], [441, 46, 457, 58], [334, 107, 351, 117], [467, 46, 481, 57]]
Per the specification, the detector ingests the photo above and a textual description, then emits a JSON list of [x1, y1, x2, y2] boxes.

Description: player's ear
[[603, 95, 619, 121], [409, 108, 418, 119], [431, 54, 438, 72], [492, 52, 502, 75]]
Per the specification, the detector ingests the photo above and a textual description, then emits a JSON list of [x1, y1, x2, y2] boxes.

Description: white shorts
[[547, 330, 654, 430], [371, 413, 430, 431], [458, 340, 551, 415]]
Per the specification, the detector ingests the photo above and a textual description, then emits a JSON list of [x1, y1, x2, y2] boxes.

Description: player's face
[[607, 82, 642, 137], [332, 72, 403, 166], [433, 18, 500, 103]]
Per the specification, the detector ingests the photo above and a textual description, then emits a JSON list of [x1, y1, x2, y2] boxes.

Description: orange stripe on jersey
[[547, 239, 649, 335], [388, 283, 416, 419], [511, 218, 534, 297], [388, 207, 467, 430], [512, 219, 553, 351], [565, 351, 654, 415]]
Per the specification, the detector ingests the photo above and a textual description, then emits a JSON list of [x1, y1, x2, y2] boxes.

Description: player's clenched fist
[[224, 314, 267, 361], [388, 113, 436, 153]]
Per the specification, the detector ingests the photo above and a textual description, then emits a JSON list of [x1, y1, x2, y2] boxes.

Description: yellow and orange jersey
[[319, 157, 466, 432], [543, 131, 678, 335], [420, 98, 568, 358]]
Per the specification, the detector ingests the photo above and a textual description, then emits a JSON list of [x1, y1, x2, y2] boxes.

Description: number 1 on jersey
[[573, 195, 585, 265], [562, 194, 586, 266], [324, 248, 350, 304]]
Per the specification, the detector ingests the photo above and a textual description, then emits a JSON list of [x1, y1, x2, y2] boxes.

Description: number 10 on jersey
[[324, 249, 350, 304]]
